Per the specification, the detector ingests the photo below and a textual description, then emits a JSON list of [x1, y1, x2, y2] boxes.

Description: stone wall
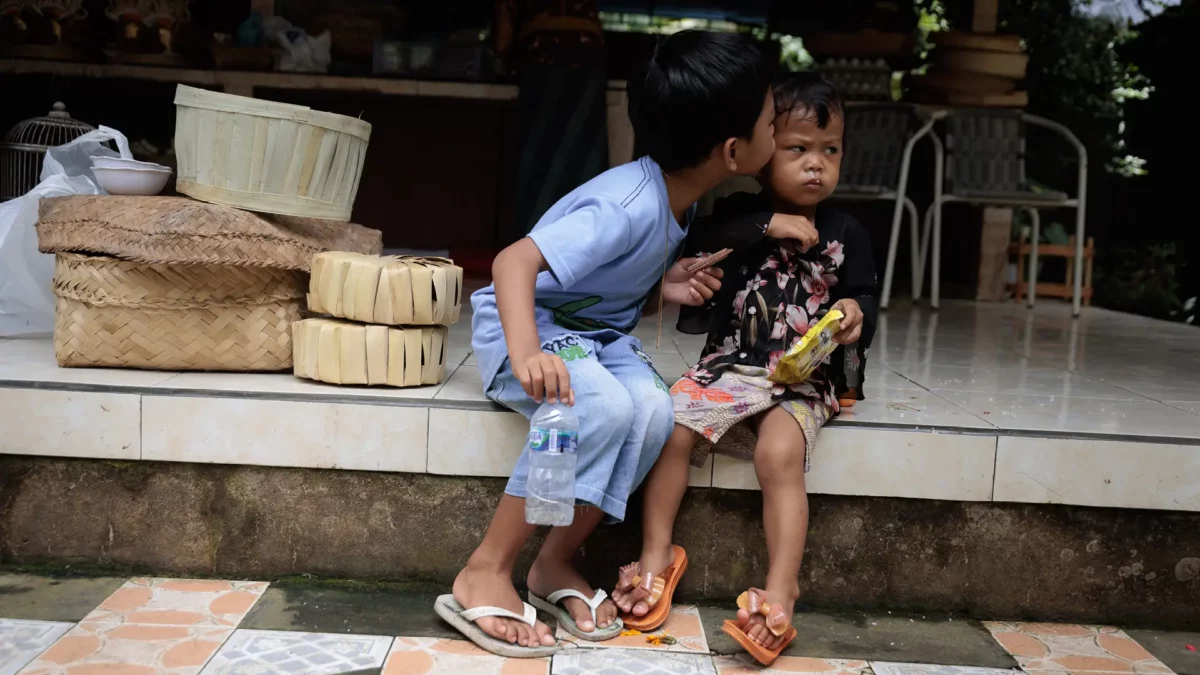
[[2, 456, 1197, 628]]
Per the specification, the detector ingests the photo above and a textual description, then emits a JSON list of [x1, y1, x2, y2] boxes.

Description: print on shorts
[[542, 334, 592, 362], [632, 345, 669, 392]]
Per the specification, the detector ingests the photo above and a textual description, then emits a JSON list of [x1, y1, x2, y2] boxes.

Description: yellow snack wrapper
[[768, 309, 844, 385]]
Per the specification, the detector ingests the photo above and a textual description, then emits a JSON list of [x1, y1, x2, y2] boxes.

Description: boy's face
[[733, 90, 778, 176], [762, 107, 844, 207]]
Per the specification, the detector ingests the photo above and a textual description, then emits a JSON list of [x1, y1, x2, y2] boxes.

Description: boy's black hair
[[773, 72, 844, 129], [629, 30, 774, 173]]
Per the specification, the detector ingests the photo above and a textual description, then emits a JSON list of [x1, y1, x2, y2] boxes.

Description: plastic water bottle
[[525, 403, 578, 526]]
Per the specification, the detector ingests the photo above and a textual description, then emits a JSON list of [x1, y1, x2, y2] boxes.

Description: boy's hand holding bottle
[[513, 349, 575, 406]]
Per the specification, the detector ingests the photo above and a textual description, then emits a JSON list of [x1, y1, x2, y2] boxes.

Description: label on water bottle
[[528, 427, 578, 453]]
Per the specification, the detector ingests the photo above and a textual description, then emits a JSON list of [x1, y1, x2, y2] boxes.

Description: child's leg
[[739, 406, 810, 649], [531, 337, 674, 629], [611, 422, 697, 615], [455, 337, 638, 645]]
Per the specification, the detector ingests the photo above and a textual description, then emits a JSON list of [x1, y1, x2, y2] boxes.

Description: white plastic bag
[[0, 126, 131, 337], [265, 16, 331, 73]]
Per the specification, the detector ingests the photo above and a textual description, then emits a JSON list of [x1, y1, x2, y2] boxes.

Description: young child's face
[[762, 107, 844, 207], [734, 90, 779, 177]]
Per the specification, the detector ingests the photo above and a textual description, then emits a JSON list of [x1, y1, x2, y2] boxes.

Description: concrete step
[[3, 456, 1200, 629]]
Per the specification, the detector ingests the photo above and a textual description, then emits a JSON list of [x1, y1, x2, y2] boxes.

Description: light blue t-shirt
[[472, 156, 692, 388]]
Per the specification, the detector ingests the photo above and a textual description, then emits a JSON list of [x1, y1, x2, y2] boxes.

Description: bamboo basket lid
[[37, 196, 382, 271]]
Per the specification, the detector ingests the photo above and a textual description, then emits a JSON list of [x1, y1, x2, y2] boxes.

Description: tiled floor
[[3, 298, 1197, 440], [1, 573, 1194, 675], [3, 297, 1200, 512]]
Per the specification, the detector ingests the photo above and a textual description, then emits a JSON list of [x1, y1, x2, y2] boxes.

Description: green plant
[[1094, 242, 1183, 320]]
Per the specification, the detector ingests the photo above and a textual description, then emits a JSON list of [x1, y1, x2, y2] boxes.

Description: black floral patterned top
[[677, 193, 879, 412]]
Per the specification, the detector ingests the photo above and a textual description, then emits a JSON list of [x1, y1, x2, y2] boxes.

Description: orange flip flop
[[720, 589, 796, 666], [616, 545, 688, 632]]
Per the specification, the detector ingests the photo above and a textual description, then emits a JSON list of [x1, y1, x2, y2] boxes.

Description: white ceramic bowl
[[93, 166, 172, 196], [90, 156, 172, 172]]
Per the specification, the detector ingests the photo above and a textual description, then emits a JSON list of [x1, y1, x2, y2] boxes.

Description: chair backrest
[[943, 109, 1026, 195], [839, 104, 915, 194]]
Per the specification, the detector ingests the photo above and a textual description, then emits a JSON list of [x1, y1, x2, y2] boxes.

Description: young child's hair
[[631, 30, 774, 173], [773, 72, 844, 128]]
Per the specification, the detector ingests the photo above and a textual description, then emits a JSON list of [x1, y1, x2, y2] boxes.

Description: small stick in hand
[[686, 248, 733, 274]]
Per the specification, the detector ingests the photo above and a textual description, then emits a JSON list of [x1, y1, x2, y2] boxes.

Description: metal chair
[[917, 109, 1088, 315], [834, 103, 937, 310]]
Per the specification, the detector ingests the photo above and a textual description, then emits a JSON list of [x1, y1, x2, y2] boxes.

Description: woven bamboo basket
[[53, 253, 306, 371], [308, 252, 463, 326], [292, 318, 448, 387], [37, 196, 382, 271], [173, 84, 372, 221]]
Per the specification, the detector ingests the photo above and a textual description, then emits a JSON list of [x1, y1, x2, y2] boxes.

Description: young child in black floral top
[[613, 74, 879, 665]]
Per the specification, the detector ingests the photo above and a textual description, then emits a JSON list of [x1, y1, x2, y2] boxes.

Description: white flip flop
[[529, 589, 624, 641], [433, 594, 559, 658]]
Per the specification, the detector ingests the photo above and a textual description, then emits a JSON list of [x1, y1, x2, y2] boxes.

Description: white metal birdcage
[[0, 102, 96, 201]]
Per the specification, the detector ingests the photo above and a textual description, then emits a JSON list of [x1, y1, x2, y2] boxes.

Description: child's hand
[[766, 213, 819, 252], [663, 258, 723, 306], [832, 299, 864, 344], [513, 350, 575, 406]]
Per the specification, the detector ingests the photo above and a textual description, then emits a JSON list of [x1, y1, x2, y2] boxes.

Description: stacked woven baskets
[[35, 85, 384, 373], [293, 252, 463, 387], [37, 197, 382, 371]]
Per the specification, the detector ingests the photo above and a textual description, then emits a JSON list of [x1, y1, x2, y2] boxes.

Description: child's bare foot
[[527, 557, 619, 633], [453, 562, 556, 648], [736, 585, 797, 651], [612, 543, 676, 616]]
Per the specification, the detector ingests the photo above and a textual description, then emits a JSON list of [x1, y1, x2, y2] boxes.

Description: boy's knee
[[578, 384, 635, 441], [645, 388, 676, 448], [754, 436, 806, 480]]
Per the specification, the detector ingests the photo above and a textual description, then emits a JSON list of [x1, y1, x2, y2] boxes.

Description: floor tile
[[1165, 401, 1199, 416], [0, 620, 73, 675], [944, 393, 1200, 440], [835, 390, 996, 430], [700, 608, 1016, 668], [889, 364, 1145, 401], [152, 370, 446, 403], [0, 389, 140, 460], [551, 648, 717, 675], [239, 583, 456, 640], [985, 622, 1175, 674], [555, 605, 708, 654], [82, 578, 269, 628], [0, 575, 129, 623], [201, 629, 392, 674], [870, 663, 1018, 675], [0, 338, 179, 387], [434, 365, 489, 402], [713, 656, 868, 675], [994, 437, 1200, 511], [1124, 629, 1200, 675], [19, 622, 232, 675], [142, 396, 429, 472], [383, 637, 548, 674]]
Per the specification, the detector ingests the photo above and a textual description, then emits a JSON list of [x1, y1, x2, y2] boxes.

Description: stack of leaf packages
[[294, 252, 464, 387]]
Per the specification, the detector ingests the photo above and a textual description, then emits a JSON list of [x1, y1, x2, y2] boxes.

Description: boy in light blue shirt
[[437, 30, 778, 657]]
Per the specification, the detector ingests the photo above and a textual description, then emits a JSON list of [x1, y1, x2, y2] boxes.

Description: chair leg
[[931, 198, 943, 310], [881, 194, 907, 311], [904, 197, 920, 302], [1072, 203, 1087, 316], [917, 203, 935, 304], [1025, 208, 1041, 309]]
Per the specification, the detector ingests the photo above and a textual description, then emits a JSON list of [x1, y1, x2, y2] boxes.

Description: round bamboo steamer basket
[[173, 84, 372, 222]]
